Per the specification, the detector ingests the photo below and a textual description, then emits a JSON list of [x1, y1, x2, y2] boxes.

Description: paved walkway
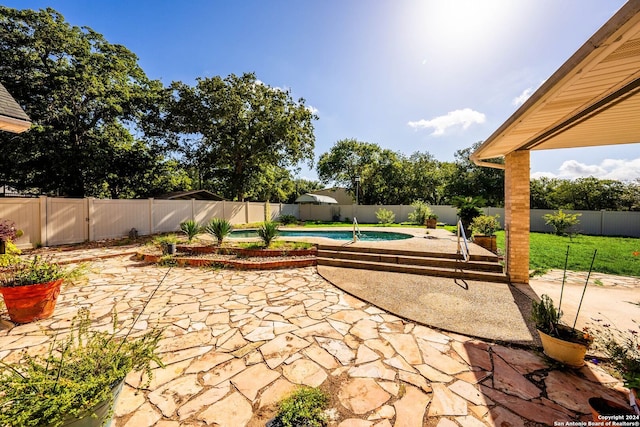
[[0, 253, 632, 427]]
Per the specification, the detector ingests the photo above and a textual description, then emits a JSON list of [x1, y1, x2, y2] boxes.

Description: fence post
[[87, 198, 94, 242], [245, 201, 250, 224], [191, 198, 196, 221], [148, 198, 154, 235], [39, 195, 48, 247]]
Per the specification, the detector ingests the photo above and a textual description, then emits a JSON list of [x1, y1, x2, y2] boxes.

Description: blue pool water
[[230, 229, 413, 241]]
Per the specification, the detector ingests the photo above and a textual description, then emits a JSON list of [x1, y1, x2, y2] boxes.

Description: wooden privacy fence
[[0, 197, 637, 249]]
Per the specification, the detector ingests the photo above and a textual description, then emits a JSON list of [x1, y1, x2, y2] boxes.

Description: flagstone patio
[[0, 252, 632, 427]]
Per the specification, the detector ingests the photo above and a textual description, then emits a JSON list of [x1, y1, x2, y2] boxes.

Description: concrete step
[[317, 249, 504, 273], [317, 257, 509, 283], [317, 244, 499, 263]]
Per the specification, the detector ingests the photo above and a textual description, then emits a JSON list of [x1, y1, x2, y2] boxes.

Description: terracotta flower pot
[[537, 328, 589, 367], [473, 235, 497, 253], [0, 279, 64, 323]]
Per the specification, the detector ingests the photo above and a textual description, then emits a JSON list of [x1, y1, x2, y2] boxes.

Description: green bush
[[278, 214, 298, 225], [407, 201, 433, 225], [180, 220, 202, 242], [543, 209, 581, 236], [470, 214, 501, 236], [205, 218, 233, 245], [275, 387, 329, 427], [375, 208, 395, 224], [452, 196, 484, 230], [257, 221, 279, 247]]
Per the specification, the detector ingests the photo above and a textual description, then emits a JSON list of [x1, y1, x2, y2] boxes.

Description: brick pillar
[[504, 151, 530, 284]]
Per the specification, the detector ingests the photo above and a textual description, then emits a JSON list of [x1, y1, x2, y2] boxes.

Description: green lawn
[[495, 231, 640, 277]]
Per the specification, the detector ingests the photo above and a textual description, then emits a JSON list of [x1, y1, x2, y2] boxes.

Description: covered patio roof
[[0, 82, 31, 134], [295, 193, 339, 204], [472, 0, 640, 162]]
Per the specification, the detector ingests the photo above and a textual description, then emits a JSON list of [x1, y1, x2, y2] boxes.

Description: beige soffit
[[472, 0, 640, 162], [0, 83, 31, 133]]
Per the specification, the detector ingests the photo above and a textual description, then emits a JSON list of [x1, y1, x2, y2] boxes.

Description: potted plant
[[452, 196, 484, 232], [588, 321, 640, 418], [531, 294, 593, 367], [153, 234, 179, 255], [0, 308, 163, 427], [0, 256, 80, 324], [470, 214, 501, 253], [425, 213, 438, 229]]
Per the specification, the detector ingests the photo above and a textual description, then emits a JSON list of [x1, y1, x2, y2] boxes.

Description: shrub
[[0, 219, 19, 242], [452, 196, 484, 230], [278, 214, 298, 225], [375, 208, 395, 224], [257, 221, 279, 247], [205, 218, 233, 245], [180, 220, 202, 242], [407, 201, 433, 225], [543, 209, 581, 236], [470, 214, 501, 236], [274, 387, 329, 427]]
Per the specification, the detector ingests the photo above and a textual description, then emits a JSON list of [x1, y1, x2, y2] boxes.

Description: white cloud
[[307, 105, 319, 115], [512, 87, 534, 107], [533, 158, 640, 181], [407, 108, 486, 136]]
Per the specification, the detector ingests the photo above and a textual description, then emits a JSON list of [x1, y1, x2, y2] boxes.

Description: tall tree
[[0, 7, 165, 197], [167, 73, 316, 201]]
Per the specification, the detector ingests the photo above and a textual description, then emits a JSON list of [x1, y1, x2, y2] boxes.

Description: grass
[[495, 231, 639, 277]]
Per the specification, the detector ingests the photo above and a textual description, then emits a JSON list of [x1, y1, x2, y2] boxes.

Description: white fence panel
[[225, 202, 248, 224], [47, 198, 87, 246], [604, 211, 640, 237], [194, 200, 223, 225], [0, 198, 41, 249], [91, 199, 151, 240], [153, 200, 192, 233], [247, 202, 265, 223]]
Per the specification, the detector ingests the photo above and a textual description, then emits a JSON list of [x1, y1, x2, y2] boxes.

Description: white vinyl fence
[[0, 197, 637, 249]]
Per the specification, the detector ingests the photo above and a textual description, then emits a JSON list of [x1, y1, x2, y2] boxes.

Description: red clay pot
[[0, 279, 64, 323]]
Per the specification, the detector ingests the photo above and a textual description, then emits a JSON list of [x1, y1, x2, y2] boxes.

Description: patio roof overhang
[[471, 0, 640, 164]]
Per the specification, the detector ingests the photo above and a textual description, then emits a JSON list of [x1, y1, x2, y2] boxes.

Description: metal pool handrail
[[457, 219, 470, 262], [353, 217, 362, 242]]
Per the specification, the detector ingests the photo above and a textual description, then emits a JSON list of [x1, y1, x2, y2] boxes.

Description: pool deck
[[1, 230, 637, 425]]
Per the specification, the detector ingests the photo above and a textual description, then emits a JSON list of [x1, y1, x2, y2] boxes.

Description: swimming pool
[[230, 229, 413, 241]]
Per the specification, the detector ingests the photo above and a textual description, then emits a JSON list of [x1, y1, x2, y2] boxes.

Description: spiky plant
[[180, 220, 202, 242], [205, 218, 233, 245], [257, 221, 279, 248]]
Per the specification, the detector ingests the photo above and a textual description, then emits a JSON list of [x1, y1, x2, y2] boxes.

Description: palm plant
[[205, 218, 232, 245], [257, 221, 279, 247], [180, 220, 202, 242]]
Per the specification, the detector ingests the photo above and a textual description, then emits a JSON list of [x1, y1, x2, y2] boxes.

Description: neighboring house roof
[[0, 82, 31, 133], [156, 190, 225, 201], [294, 193, 338, 204], [472, 0, 640, 163]]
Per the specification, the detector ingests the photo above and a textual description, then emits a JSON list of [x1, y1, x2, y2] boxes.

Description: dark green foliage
[[278, 214, 299, 225], [180, 220, 202, 242], [205, 218, 233, 245], [452, 196, 484, 230], [0, 6, 177, 198], [0, 308, 163, 427], [257, 221, 279, 247], [274, 387, 329, 427]]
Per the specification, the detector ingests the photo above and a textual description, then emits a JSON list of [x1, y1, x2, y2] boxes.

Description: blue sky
[[4, 0, 638, 182]]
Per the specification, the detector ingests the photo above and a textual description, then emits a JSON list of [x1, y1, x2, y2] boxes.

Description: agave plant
[[180, 220, 202, 242], [205, 218, 232, 245], [257, 221, 279, 248]]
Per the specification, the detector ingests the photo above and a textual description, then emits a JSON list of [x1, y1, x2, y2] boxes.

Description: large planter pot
[[537, 328, 589, 367], [48, 379, 124, 427], [425, 218, 437, 229], [473, 235, 497, 253], [0, 279, 64, 323]]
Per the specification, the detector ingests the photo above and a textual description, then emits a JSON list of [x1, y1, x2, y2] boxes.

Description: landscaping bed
[[136, 244, 317, 270]]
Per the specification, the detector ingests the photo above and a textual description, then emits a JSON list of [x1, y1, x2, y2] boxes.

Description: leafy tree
[[0, 7, 166, 197], [543, 209, 581, 236], [444, 142, 504, 206], [166, 73, 316, 201]]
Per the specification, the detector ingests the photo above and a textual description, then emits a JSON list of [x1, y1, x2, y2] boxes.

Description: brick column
[[504, 150, 530, 284]]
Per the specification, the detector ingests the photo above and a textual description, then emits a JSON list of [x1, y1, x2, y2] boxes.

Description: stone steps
[[317, 244, 508, 283]]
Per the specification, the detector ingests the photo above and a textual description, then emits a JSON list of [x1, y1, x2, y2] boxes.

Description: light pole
[[355, 176, 360, 205]]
